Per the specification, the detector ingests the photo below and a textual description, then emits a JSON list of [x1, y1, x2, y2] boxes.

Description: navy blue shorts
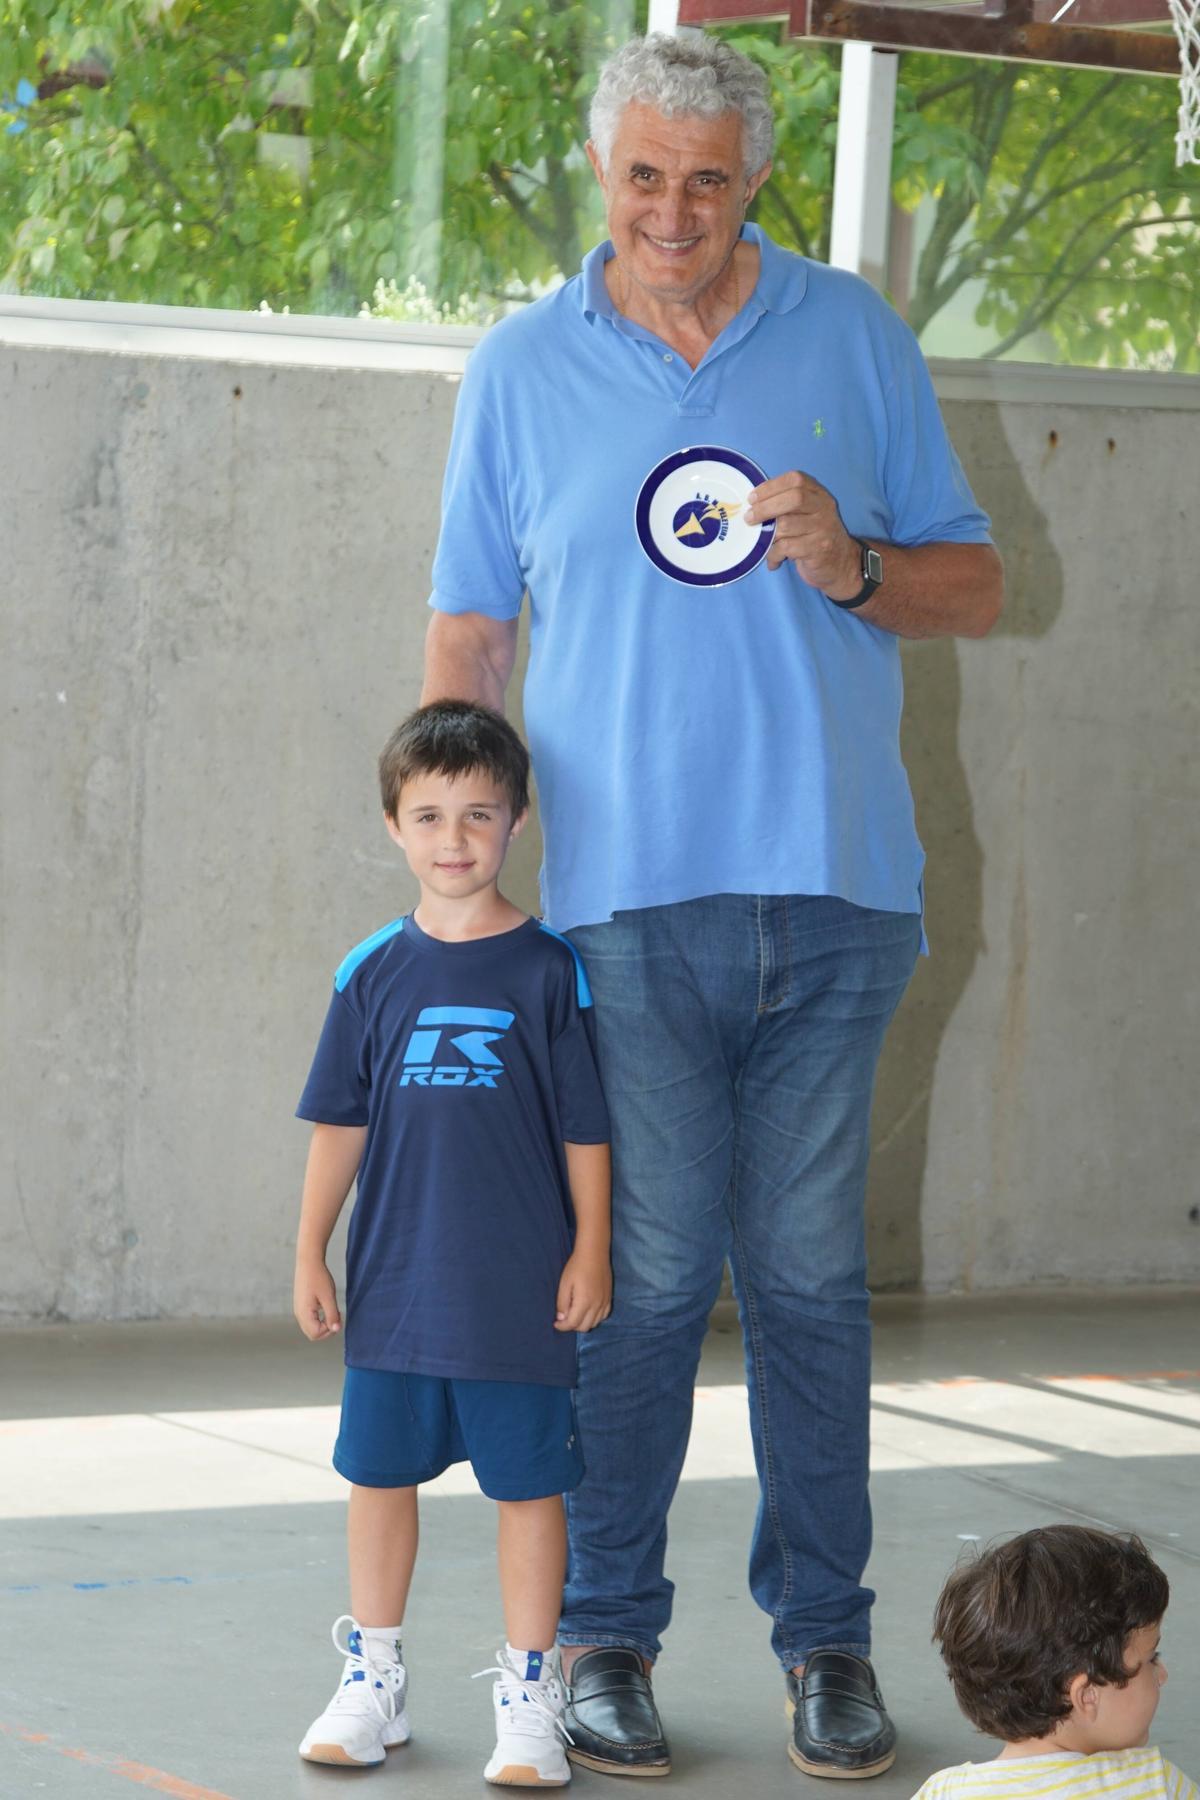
[[333, 1367, 585, 1501]]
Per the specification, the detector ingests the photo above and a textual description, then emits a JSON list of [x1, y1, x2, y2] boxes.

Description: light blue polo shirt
[[429, 224, 991, 933]]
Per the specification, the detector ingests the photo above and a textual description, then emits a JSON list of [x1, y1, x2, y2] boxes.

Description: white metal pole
[[829, 42, 898, 290], [647, 0, 693, 32]]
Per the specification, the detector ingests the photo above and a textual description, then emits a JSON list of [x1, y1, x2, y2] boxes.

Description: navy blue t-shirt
[[297, 915, 609, 1388]]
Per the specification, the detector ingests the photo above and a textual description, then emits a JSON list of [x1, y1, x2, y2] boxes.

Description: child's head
[[378, 701, 530, 901], [379, 700, 530, 823], [933, 1524, 1169, 1751]]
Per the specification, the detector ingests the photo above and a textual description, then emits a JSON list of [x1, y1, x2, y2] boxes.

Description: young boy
[[915, 1524, 1196, 1800], [292, 700, 612, 1787]]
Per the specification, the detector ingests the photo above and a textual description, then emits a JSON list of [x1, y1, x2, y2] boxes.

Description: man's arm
[[422, 610, 520, 710], [844, 539, 1003, 640], [745, 472, 1004, 641]]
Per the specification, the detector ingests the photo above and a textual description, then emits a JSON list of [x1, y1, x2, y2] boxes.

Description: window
[[721, 27, 1200, 371], [0, 0, 638, 323]]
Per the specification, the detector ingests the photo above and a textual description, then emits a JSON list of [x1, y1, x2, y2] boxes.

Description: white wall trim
[[0, 293, 479, 374], [926, 356, 1200, 411], [3, 293, 1199, 408]]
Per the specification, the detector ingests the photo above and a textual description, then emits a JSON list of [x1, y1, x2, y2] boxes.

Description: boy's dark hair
[[379, 700, 530, 821], [933, 1524, 1169, 1741]]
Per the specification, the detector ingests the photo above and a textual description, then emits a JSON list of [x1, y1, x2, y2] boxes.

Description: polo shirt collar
[[578, 222, 808, 321]]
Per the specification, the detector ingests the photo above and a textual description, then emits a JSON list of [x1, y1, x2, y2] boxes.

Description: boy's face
[[1083, 1622, 1166, 1750], [385, 768, 525, 902]]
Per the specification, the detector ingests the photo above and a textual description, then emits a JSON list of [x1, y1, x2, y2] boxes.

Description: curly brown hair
[[933, 1525, 1169, 1741]]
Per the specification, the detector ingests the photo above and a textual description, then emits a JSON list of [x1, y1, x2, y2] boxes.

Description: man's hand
[[745, 471, 861, 596], [554, 1248, 613, 1333], [294, 1256, 342, 1341]]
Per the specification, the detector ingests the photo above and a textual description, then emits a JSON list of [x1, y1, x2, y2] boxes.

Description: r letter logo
[[399, 1006, 515, 1089]]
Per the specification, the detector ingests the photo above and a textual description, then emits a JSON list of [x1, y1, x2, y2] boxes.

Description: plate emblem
[[635, 446, 774, 588]]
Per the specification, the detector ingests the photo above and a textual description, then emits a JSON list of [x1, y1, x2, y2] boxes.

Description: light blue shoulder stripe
[[334, 917, 405, 992], [537, 922, 593, 1009]]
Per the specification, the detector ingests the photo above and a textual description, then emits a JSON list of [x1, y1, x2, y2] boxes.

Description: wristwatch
[[829, 538, 883, 610]]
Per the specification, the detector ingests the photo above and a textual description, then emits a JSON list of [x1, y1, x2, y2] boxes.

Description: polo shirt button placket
[[677, 371, 715, 420]]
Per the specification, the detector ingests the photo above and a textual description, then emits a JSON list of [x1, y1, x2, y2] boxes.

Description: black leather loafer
[[786, 1649, 897, 1778], [562, 1647, 671, 1777]]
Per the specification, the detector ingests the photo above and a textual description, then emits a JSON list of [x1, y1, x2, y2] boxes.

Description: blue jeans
[[559, 894, 921, 1671]]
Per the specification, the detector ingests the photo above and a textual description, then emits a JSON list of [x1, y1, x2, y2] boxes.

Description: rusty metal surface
[[680, 0, 1179, 68], [677, 0, 788, 19]]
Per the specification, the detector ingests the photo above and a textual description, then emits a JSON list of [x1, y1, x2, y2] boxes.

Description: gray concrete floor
[[1, 1288, 1197, 1800]]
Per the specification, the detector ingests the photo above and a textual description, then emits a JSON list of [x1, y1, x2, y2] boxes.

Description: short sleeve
[[296, 987, 369, 1126], [907, 1771, 957, 1800], [552, 1010, 610, 1145], [429, 342, 526, 621], [881, 318, 992, 548], [1165, 1760, 1200, 1800]]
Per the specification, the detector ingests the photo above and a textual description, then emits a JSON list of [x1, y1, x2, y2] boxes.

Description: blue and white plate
[[635, 446, 774, 588]]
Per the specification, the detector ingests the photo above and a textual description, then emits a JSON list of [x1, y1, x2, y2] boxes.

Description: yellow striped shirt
[[914, 1749, 1198, 1800]]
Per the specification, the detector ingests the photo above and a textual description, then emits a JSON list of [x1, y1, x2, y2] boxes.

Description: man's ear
[[1066, 1671, 1099, 1720], [585, 140, 607, 192], [509, 807, 530, 841], [383, 810, 404, 848], [744, 159, 773, 214]]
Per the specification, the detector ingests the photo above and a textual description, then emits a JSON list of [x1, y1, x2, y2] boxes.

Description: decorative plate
[[635, 446, 774, 587]]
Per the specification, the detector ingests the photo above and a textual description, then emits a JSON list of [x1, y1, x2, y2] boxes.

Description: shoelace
[[472, 1660, 574, 1747], [328, 1613, 403, 1725]]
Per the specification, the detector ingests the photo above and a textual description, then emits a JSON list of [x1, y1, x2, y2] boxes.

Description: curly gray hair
[[590, 33, 774, 178]]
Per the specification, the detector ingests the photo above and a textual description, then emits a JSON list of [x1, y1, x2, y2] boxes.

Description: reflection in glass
[[0, 0, 637, 321]]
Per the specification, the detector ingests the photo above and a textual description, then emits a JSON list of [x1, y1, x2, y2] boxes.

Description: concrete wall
[[2, 338, 1198, 1320]]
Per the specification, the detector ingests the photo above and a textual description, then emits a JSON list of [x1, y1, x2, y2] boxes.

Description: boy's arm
[[293, 1122, 367, 1341], [555, 1141, 612, 1333]]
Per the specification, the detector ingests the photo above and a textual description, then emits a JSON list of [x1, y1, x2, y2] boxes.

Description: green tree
[[900, 58, 1199, 369], [0, 0, 631, 315], [2, 4, 1196, 364], [722, 29, 1199, 370]]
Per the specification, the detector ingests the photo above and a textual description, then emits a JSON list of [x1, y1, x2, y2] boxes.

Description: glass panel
[[716, 28, 1199, 370], [716, 29, 840, 265], [890, 55, 1199, 370], [0, 0, 637, 321]]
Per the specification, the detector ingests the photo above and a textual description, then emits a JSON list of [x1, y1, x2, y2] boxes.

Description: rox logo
[[399, 1006, 514, 1089]]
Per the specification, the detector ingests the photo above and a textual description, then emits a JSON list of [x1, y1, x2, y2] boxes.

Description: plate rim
[[635, 443, 775, 589]]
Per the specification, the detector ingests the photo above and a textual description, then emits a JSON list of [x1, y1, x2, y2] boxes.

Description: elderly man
[[423, 31, 1002, 1781]]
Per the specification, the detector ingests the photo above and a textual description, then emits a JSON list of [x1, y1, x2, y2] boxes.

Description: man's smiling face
[[588, 101, 770, 310]]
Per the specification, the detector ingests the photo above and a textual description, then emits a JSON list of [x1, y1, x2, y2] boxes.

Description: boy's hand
[[294, 1257, 342, 1341], [554, 1249, 612, 1333]]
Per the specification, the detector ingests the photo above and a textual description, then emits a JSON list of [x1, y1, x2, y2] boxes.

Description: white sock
[[506, 1644, 551, 1683], [360, 1624, 403, 1664]]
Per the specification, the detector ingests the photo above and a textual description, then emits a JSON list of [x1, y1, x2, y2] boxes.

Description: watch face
[[635, 446, 775, 588]]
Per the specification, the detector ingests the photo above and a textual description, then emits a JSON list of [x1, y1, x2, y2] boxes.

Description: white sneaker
[[299, 1614, 411, 1766], [475, 1649, 572, 1787]]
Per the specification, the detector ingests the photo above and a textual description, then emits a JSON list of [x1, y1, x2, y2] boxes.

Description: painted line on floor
[[2, 1560, 330, 1597], [1054, 1370, 1200, 1382], [0, 1721, 240, 1798], [3, 1575, 193, 1595], [920, 1370, 1200, 1388]]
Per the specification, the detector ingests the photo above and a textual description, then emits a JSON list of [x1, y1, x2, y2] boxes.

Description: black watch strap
[[829, 539, 883, 610]]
